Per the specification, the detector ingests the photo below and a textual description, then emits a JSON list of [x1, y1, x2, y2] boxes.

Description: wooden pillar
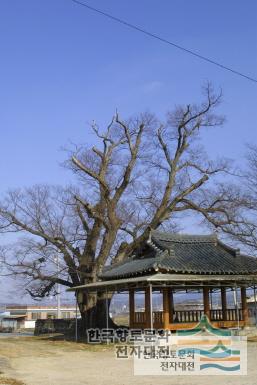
[[241, 287, 249, 324], [203, 287, 210, 319], [129, 289, 135, 328], [163, 288, 170, 329], [145, 287, 151, 328], [169, 289, 174, 323], [221, 287, 227, 321]]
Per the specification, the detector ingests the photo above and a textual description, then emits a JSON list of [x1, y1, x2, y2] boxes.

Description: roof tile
[[101, 231, 257, 279]]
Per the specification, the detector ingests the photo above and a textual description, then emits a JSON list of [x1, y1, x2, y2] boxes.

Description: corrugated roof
[[101, 231, 257, 279]]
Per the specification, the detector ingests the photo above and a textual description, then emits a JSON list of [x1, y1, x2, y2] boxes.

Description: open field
[[0, 336, 257, 385]]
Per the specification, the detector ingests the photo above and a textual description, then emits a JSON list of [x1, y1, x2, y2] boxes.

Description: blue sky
[[0, 0, 257, 302], [0, 0, 257, 190]]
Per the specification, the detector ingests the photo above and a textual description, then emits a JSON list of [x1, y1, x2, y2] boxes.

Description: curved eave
[[67, 272, 257, 292], [101, 265, 257, 281]]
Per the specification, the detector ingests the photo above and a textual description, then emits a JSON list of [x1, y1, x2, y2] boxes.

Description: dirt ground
[[0, 336, 257, 385]]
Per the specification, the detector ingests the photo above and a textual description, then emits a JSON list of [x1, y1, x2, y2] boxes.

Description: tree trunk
[[77, 291, 117, 339]]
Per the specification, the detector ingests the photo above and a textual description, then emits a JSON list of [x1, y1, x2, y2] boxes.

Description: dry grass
[[0, 337, 113, 385], [248, 336, 257, 342], [0, 336, 257, 385], [0, 336, 113, 360], [0, 336, 115, 385], [0, 377, 25, 385]]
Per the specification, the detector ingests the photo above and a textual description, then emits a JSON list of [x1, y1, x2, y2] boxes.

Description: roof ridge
[[102, 254, 136, 273], [147, 239, 163, 252], [217, 239, 241, 256], [152, 230, 217, 243]]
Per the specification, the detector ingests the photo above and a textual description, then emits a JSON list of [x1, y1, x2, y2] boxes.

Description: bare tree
[[0, 84, 247, 328], [220, 145, 257, 253]]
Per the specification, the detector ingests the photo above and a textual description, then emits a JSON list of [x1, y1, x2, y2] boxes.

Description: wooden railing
[[153, 311, 163, 324], [134, 312, 146, 323], [173, 310, 204, 323], [210, 309, 223, 320], [134, 308, 244, 325], [133, 311, 163, 324], [210, 308, 243, 321]]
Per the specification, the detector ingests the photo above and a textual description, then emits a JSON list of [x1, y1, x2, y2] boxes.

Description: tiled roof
[[101, 231, 257, 279]]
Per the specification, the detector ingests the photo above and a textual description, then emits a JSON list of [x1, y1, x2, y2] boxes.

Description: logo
[[133, 316, 247, 375]]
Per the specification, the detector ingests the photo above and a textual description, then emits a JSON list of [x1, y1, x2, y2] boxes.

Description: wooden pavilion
[[71, 232, 257, 330]]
